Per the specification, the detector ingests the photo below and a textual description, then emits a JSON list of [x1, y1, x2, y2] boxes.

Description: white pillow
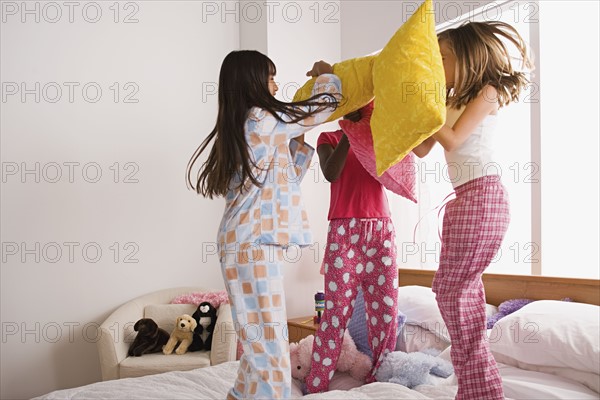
[[397, 285, 498, 344], [397, 324, 451, 353], [489, 300, 600, 386], [493, 353, 600, 393], [398, 285, 449, 341]]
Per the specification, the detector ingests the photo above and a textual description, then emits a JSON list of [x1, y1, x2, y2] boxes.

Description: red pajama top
[[318, 130, 391, 220]]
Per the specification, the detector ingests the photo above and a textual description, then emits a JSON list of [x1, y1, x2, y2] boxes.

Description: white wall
[[341, 0, 498, 59], [1, 2, 237, 398], [262, 1, 342, 319], [1, 1, 509, 398], [539, 1, 600, 278], [0, 1, 339, 398]]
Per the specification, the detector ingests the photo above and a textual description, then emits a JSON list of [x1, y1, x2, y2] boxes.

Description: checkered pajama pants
[[432, 175, 510, 400], [221, 244, 290, 400], [306, 218, 398, 393]]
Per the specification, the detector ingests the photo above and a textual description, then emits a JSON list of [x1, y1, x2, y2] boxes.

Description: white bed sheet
[[498, 363, 600, 400], [35, 360, 599, 400]]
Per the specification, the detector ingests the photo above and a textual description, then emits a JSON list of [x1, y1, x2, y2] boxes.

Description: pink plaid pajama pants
[[432, 175, 510, 400], [306, 218, 398, 393]]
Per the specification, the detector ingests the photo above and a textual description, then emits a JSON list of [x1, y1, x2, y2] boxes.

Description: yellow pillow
[[293, 0, 445, 176], [292, 54, 376, 122], [372, 0, 446, 175]]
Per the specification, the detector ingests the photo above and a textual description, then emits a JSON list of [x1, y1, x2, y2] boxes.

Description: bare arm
[[434, 85, 499, 152], [317, 134, 350, 182], [413, 137, 437, 158]]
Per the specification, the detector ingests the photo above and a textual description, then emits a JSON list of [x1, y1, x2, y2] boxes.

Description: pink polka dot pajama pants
[[306, 218, 398, 393], [433, 176, 509, 400]]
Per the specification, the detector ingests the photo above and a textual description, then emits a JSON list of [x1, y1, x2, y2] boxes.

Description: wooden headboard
[[398, 268, 600, 306]]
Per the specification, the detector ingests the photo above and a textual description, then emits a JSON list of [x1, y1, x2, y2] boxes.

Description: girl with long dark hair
[[187, 50, 341, 399]]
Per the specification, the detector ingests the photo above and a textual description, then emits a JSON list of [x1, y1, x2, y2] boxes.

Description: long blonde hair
[[438, 21, 534, 109]]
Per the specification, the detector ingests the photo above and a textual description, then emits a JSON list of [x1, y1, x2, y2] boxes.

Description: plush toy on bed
[[127, 318, 170, 357], [163, 314, 197, 355], [290, 331, 372, 382], [486, 298, 534, 329], [189, 301, 217, 351], [486, 297, 573, 329], [376, 349, 454, 389]]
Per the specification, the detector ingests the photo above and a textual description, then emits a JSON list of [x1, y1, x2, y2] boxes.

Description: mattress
[[35, 360, 599, 400]]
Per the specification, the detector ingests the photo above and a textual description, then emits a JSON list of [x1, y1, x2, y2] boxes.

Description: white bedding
[[35, 360, 599, 400], [37, 293, 599, 400]]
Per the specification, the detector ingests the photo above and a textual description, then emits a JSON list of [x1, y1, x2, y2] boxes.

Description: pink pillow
[[339, 102, 417, 203], [171, 291, 230, 307]]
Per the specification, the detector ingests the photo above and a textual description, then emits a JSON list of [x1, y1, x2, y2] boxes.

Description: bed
[[35, 269, 600, 400]]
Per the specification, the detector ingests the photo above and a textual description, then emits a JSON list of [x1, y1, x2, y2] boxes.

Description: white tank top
[[444, 106, 499, 189]]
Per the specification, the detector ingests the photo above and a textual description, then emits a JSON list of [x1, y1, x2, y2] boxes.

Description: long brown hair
[[186, 50, 339, 198], [438, 21, 534, 109]]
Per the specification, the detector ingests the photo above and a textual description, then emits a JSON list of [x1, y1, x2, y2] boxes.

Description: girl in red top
[[305, 103, 399, 393]]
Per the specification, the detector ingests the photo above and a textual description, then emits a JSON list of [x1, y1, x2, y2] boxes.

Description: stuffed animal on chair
[[290, 331, 372, 382], [128, 318, 169, 357], [190, 301, 218, 351], [163, 314, 197, 355]]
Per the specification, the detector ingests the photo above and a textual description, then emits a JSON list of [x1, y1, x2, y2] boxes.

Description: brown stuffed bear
[[128, 318, 170, 357], [163, 314, 197, 355]]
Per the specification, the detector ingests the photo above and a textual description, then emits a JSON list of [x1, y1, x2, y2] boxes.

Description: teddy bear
[[290, 331, 372, 382], [189, 301, 218, 351], [128, 318, 170, 357], [163, 314, 197, 355], [375, 349, 454, 389]]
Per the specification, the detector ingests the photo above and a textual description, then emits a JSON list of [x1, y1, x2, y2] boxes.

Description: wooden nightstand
[[287, 316, 320, 343]]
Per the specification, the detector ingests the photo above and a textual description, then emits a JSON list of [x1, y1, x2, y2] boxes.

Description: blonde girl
[[414, 21, 533, 400]]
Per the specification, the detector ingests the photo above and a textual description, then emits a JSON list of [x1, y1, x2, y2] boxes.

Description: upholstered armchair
[[97, 287, 237, 380]]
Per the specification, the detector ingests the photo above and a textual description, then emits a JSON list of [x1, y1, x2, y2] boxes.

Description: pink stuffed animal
[[290, 331, 372, 382]]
